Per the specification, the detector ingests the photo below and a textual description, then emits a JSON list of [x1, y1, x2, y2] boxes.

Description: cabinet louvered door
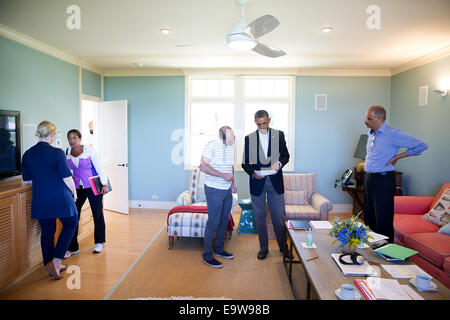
[[19, 191, 42, 270], [0, 195, 21, 288]]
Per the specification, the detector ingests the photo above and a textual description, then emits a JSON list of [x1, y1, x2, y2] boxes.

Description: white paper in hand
[[255, 169, 277, 176]]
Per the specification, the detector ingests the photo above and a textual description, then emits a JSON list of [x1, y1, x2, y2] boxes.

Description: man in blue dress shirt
[[363, 105, 428, 242]]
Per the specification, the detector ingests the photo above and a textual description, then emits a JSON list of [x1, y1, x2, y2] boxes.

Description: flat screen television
[[0, 110, 21, 179]]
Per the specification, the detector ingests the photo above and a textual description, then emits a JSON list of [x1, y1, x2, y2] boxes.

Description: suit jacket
[[241, 129, 290, 196]]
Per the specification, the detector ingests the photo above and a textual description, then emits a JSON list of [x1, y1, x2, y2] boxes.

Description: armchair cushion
[[283, 173, 316, 203], [285, 205, 320, 221], [283, 173, 332, 222], [284, 189, 308, 205]]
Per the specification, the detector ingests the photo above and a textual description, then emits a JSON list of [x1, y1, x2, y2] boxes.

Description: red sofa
[[394, 183, 450, 289]]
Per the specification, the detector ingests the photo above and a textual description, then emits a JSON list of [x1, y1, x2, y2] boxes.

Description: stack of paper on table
[[331, 254, 379, 277], [310, 221, 333, 229], [355, 277, 423, 300], [368, 231, 389, 244], [381, 265, 431, 279]]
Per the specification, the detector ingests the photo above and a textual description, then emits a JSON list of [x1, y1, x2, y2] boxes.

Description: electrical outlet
[[152, 195, 159, 200]]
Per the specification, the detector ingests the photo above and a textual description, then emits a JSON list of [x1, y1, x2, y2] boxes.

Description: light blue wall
[[104, 75, 391, 204], [82, 69, 102, 98], [104, 76, 188, 201], [0, 35, 79, 151], [293, 76, 391, 204], [391, 56, 450, 196]]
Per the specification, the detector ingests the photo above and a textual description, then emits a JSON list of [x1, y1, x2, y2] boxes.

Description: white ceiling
[[0, 0, 449, 71]]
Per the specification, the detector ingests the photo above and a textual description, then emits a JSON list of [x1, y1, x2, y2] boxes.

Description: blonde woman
[[21, 121, 78, 280]]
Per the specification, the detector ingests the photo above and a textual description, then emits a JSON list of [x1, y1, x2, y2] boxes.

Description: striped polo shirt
[[202, 138, 234, 190]]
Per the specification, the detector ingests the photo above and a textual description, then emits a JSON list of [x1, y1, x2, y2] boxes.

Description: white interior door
[[99, 100, 129, 214]]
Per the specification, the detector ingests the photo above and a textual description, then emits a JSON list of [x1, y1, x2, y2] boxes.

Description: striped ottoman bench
[[167, 205, 234, 249]]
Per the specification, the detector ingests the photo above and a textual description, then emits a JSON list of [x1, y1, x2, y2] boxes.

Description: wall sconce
[[433, 77, 449, 96]]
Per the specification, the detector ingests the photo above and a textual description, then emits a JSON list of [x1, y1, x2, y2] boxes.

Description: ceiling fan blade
[[245, 14, 279, 39], [176, 41, 225, 47], [252, 42, 286, 58]]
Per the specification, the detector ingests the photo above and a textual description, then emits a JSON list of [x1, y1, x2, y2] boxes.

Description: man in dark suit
[[242, 110, 290, 260]]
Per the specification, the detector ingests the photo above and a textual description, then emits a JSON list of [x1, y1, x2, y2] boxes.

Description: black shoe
[[283, 251, 294, 260], [202, 258, 223, 268], [214, 250, 234, 259], [257, 251, 268, 260]]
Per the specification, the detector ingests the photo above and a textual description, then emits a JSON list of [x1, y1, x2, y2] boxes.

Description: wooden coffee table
[[283, 223, 450, 300]]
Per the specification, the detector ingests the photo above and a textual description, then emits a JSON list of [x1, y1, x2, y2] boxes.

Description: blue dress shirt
[[364, 122, 428, 173]]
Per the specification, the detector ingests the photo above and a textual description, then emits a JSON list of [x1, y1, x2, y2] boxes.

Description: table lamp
[[353, 134, 368, 173]]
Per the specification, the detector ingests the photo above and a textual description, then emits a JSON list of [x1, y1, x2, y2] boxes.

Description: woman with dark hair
[[21, 121, 78, 280], [65, 129, 109, 258]]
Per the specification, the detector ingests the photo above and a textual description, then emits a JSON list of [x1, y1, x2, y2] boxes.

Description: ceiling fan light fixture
[[227, 33, 256, 50], [321, 26, 333, 33], [160, 28, 171, 35]]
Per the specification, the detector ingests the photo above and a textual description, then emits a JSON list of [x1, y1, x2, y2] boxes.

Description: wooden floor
[[0, 209, 352, 300]]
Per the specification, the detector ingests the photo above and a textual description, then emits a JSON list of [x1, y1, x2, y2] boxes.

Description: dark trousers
[[38, 215, 78, 266], [203, 185, 233, 260], [363, 173, 396, 243], [68, 187, 105, 251], [251, 177, 288, 253]]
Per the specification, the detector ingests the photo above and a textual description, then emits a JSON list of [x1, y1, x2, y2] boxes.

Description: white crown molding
[[183, 68, 298, 76], [391, 44, 450, 76], [104, 67, 390, 77], [0, 24, 103, 75], [297, 69, 391, 77], [103, 68, 185, 77]]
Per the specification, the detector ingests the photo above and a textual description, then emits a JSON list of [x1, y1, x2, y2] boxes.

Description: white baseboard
[[130, 200, 353, 213], [129, 200, 177, 210], [330, 204, 353, 213]]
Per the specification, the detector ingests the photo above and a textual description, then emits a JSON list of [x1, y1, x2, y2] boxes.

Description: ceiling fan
[[176, 0, 286, 58]]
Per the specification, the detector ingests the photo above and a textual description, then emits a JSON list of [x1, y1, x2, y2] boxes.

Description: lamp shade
[[353, 134, 368, 159]]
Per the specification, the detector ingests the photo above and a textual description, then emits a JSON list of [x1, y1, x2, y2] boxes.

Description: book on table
[[309, 220, 333, 229], [290, 220, 312, 230], [374, 243, 418, 261]]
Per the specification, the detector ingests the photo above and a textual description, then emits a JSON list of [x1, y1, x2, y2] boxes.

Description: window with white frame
[[185, 75, 295, 171]]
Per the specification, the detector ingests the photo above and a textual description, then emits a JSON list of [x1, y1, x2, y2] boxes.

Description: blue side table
[[237, 199, 257, 234]]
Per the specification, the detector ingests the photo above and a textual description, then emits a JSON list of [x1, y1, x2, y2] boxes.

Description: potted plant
[[329, 211, 373, 253]]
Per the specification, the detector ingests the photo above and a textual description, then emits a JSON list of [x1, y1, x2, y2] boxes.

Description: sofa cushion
[[403, 233, 450, 268], [284, 189, 308, 205], [439, 223, 450, 235], [444, 257, 450, 275], [394, 214, 439, 243], [422, 188, 450, 227], [429, 183, 450, 210]]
